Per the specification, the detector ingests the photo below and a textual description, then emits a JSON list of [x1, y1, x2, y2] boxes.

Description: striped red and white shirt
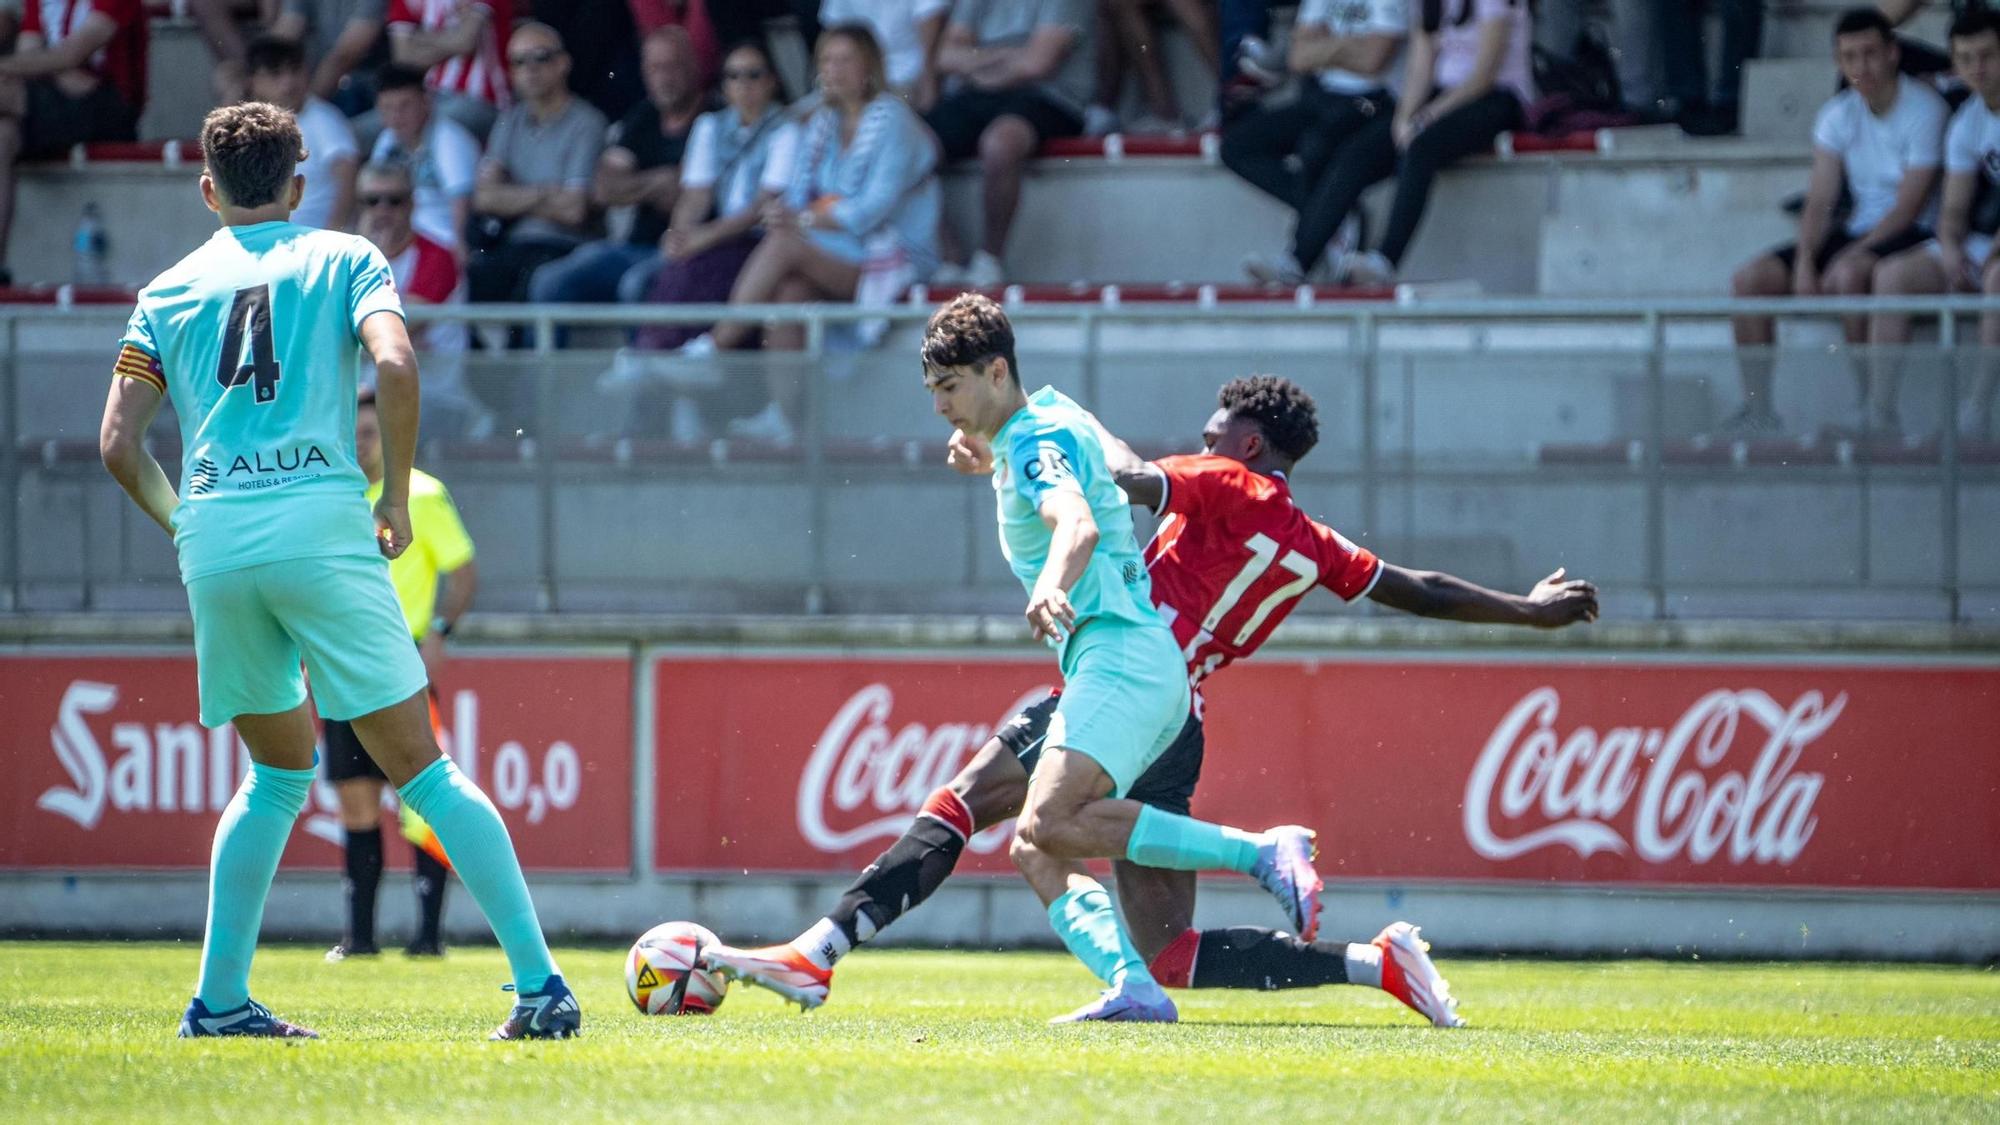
[[22, 0, 148, 110], [386, 0, 512, 109]]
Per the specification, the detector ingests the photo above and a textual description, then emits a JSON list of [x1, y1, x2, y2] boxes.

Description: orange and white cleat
[[698, 942, 833, 1011], [1373, 921, 1466, 1028]]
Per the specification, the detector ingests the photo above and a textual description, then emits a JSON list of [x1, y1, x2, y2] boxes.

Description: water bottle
[[73, 202, 108, 286]]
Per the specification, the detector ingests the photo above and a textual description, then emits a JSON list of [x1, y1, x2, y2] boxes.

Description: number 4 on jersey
[[215, 284, 282, 403]]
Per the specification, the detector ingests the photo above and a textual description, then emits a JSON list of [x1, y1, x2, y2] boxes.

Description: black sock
[[343, 826, 384, 949], [827, 814, 968, 947], [1188, 926, 1351, 990], [412, 848, 449, 946]]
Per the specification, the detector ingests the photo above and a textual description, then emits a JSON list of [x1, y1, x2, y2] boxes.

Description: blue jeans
[[527, 240, 663, 305]]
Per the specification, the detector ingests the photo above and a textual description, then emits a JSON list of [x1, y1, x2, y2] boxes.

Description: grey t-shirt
[[480, 96, 609, 245], [949, 0, 1093, 116], [281, 0, 388, 69]]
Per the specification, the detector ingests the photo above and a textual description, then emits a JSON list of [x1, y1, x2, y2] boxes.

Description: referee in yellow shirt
[[326, 387, 479, 961]]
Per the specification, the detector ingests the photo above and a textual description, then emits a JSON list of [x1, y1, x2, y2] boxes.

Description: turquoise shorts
[[1047, 619, 1191, 797], [187, 553, 428, 728]]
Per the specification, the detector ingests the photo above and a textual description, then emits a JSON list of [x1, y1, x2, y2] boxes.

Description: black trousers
[[1284, 88, 1523, 270], [1220, 84, 1394, 213]]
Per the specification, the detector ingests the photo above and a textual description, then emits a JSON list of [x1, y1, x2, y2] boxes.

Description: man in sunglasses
[[358, 159, 483, 437], [467, 23, 607, 312]]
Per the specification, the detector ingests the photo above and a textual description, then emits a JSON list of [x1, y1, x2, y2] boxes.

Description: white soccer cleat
[[698, 942, 832, 1011], [1250, 825, 1323, 942], [1373, 921, 1466, 1028]]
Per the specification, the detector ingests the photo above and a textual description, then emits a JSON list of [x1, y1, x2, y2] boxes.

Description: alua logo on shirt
[[221, 444, 331, 480]]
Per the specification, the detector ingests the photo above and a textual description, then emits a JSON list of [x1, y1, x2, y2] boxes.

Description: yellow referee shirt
[[364, 468, 475, 639]]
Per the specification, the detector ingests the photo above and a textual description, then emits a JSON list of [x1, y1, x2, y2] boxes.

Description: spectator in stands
[[271, 0, 390, 114], [1221, 0, 1405, 284], [526, 25, 703, 306], [1871, 9, 2000, 440], [682, 23, 939, 445], [822, 0, 949, 109], [467, 22, 608, 306], [387, 0, 512, 141], [710, 0, 820, 98], [1237, 0, 1534, 287], [370, 62, 480, 249], [1086, 0, 1220, 135], [247, 35, 360, 232], [186, 0, 262, 105], [358, 158, 484, 435], [1878, 0, 1975, 79], [1725, 8, 1946, 437], [927, 0, 1093, 289], [0, 0, 146, 283], [1659, 0, 1763, 135], [618, 39, 797, 440], [629, 0, 719, 89], [535, 0, 643, 122]]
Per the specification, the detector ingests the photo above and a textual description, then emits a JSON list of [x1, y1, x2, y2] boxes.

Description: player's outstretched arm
[[1026, 491, 1099, 643], [1082, 414, 1164, 511], [99, 373, 178, 536], [1366, 563, 1599, 628], [361, 309, 420, 559]]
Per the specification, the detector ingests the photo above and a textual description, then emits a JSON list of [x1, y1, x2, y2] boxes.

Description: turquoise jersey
[[991, 385, 1164, 662], [120, 221, 405, 583]]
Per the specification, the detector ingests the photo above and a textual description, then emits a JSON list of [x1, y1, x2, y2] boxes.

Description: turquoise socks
[[1125, 804, 1263, 873], [195, 761, 314, 1010], [1047, 883, 1155, 990], [397, 757, 558, 993]]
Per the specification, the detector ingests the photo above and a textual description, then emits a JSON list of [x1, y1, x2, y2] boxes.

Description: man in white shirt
[[369, 62, 481, 250], [1220, 0, 1406, 285], [1873, 8, 2000, 440], [821, 0, 949, 109], [1725, 7, 1947, 436], [247, 35, 360, 232]]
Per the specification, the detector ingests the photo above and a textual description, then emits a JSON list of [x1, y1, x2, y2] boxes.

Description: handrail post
[[804, 310, 827, 615], [1, 316, 18, 612], [1940, 304, 1961, 622], [533, 313, 558, 612], [1645, 311, 1667, 619]]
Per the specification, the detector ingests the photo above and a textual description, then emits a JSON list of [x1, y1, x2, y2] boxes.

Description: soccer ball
[[626, 921, 728, 1015]]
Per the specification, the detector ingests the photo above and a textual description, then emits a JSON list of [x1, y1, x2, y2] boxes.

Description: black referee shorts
[[995, 691, 1206, 816]]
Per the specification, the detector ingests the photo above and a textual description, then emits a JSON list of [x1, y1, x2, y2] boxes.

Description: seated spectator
[[628, 0, 719, 89], [1086, 0, 1220, 134], [690, 24, 940, 445], [1221, 0, 1404, 284], [527, 25, 704, 306], [387, 0, 512, 141], [620, 40, 796, 440], [370, 62, 480, 249], [270, 0, 391, 115], [467, 22, 609, 307], [186, 0, 258, 104], [247, 35, 360, 232], [356, 158, 486, 435], [534, 0, 643, 122], [1237, 0, 1534, 287], [1726, 8, 1945, 436], [1879, 0, 1966, 79], [927, 0, 1092, 288], [822, 0, 950, 109], [1871, 10, 2000, 440], [0, 0, 146, 283]]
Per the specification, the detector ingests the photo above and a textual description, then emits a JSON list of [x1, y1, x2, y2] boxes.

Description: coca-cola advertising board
[[1, 650, 633, 871], [653, 653, 2000, 891]]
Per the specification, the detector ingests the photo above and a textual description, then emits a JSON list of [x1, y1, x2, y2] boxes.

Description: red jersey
[[1144, 455, 1381, 705], [386, 231, 461, 304], [387, 0, 513, 109], [22, 0, 148, 111]]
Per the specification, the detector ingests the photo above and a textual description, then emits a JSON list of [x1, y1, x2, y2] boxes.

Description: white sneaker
[[965, 250, 1005, 289], [931, 260, 970, 287], [1344, 250, 1397, 287], [1128, 112, 1186, 135], [1243, 251, 1308, 286], [726, 402, 797, 447], [1083, 104, 1121, 137], [651, 333, 723, 390]]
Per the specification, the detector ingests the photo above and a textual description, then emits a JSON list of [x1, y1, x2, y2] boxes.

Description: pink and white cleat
[[699, 942, 833, 1011], [1249, 825, 1323, 942], [1373, 922, 1466, 1028]]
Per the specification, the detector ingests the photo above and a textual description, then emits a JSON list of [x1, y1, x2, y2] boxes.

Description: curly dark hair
[[921, 293, 1019, 383], [201, 102, 305, 209], [1218, 374, 1319, 463]]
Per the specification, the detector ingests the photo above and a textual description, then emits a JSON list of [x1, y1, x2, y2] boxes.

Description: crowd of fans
[[1, 2, 1996, 443]]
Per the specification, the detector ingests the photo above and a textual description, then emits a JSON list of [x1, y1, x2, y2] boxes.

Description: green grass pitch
[[2, 941, 1995, 1120]]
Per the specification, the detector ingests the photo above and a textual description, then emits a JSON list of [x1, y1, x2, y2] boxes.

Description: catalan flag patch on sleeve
[[113, 343, 166, 394]]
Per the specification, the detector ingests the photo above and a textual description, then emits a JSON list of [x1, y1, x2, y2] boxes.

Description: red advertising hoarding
[[654, 653, 2000, 891], [0, 651, 633, 871]]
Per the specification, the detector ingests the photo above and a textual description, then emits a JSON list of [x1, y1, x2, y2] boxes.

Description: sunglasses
[[510, 48, 560, 66], [723, 67, 768, 81], [360, 193, 411, 208]]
